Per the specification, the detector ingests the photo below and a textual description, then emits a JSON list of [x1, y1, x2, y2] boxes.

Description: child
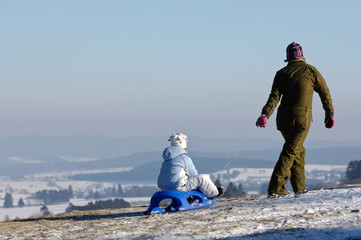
[[157, 133, 224, 198]]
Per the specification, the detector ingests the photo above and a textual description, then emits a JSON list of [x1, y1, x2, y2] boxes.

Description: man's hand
[[256, 114, 268, 128], [325, 117, 335, 129]]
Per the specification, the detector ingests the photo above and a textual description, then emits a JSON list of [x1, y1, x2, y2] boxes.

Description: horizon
[[1, 135, 360, 157]]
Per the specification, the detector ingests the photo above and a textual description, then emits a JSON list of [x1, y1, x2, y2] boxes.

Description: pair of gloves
[[255, 114, 334, 128]]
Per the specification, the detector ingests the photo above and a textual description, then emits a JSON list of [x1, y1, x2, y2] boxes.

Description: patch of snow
[[211, 164, 346, 194], [0, 186, 360, 239], [8, 156, 43, 164], [0, 197, 150, 221], [60, 156, 99, 162]]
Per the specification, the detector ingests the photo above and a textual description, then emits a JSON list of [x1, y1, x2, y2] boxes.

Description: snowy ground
[[0, 197, 150, 221], [0, 186, 360, 239], [0, 164, 348, 225], [0, 179, 152, 221]]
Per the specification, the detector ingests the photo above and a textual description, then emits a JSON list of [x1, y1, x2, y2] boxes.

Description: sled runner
[[144, 190, 216, 215]]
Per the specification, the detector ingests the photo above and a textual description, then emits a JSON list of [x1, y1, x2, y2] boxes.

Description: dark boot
[[216, 186, 224, 197], [295, 188, 308, 197]]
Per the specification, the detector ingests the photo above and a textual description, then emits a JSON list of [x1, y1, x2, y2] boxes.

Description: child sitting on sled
[[157, 133, 224, 198]]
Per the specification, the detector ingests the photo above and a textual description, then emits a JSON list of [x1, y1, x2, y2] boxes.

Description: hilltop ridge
[[1, 186, 360, 239]]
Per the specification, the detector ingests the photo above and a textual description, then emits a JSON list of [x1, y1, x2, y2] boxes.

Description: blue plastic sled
[[144, 190, 216, 215]]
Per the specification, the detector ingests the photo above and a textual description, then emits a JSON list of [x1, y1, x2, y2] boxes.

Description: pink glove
[[325, 117, 335, 129], [256, 114, 267, 128]]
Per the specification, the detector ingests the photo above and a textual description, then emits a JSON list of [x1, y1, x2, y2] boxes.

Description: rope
[[221, 128, 257, 171]]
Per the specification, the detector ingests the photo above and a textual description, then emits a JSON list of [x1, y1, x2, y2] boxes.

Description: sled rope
[[222, 128, 257, 171]]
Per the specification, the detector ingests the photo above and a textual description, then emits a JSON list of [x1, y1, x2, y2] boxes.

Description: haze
[[1, 1, 360, 143]]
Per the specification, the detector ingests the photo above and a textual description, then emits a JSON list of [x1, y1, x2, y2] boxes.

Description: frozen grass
[[0, 186, 360, 239]]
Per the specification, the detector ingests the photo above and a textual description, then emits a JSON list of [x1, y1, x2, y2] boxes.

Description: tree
[[94, 191, 100, 199], [41, 205, 51, 216], [34, 190, 48, 203], [237, 183, 246, 197], [66, 203, 74, 212], [345, 160, 361, 182], [124, 185, 157, 197], [66, 198, 131, 212], [18, 198, 25, 207], [4, 193, 13, 208], [68, 185, 74, 198], [112, 185, 117, 196], [224, 182, 246, 197], [33, 189, 70, 204], [224, 182, 238, 197]]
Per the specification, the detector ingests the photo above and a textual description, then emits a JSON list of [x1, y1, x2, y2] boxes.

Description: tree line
[[2, 184, 157, 208], [342, 159, 361, 184], [3, 159, 361, 208], [85, 184, 158, 199], [215, 179, 246, 198], [66, 198, 131, 212]]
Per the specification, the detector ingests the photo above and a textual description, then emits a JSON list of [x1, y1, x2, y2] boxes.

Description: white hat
[[168, 133, 188, 149]]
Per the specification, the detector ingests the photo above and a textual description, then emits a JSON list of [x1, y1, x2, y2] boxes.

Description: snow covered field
[[0, 179, 151, 221], [211, 164, 346, 183], [0, 164, 347, 222], [0, 197, 150, 221], [0, 186, 360, 239]]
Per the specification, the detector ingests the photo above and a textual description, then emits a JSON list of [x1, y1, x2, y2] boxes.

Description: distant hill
[[0, 151, 162, 178], [69, 157, 275, 183], [68, 146, 361, 183], [233, 147, 361, 165], [0, 135, 360, 179], [1, 135, 360, 160], [1, 147, 361, 178]]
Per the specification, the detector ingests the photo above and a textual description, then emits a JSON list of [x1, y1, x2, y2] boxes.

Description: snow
[[0, 186, 360, 239], [210, 164, 346, 193], [0, 179, 151, 221], [0, 197, 150, 220], [211, 164, 346, 183]]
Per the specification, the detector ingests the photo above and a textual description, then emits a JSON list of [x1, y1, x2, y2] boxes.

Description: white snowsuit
[[157, 146, 219, 198]]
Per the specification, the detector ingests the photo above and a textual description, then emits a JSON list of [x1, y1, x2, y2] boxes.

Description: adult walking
[[256, 42, 334, 197]]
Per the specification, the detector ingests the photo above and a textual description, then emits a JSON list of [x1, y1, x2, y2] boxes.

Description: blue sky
[[1, 0, 360, 141]]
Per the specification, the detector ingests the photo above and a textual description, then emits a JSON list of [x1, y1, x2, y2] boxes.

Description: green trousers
[[268, 112, 312, 194]]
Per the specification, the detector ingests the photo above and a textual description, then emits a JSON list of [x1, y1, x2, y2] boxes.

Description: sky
[[1, 0, 360, 142]]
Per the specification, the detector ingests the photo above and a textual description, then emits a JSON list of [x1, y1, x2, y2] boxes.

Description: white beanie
[[168, 133, 188, 149]]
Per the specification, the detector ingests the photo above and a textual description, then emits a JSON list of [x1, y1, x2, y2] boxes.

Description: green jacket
[[261, 60, 334, 121]]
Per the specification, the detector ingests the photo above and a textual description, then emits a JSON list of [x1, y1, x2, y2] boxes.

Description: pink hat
[[285, 42, 305, 62]]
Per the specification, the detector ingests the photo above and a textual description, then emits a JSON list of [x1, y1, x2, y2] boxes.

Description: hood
[[162, 146, 187, 161]]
